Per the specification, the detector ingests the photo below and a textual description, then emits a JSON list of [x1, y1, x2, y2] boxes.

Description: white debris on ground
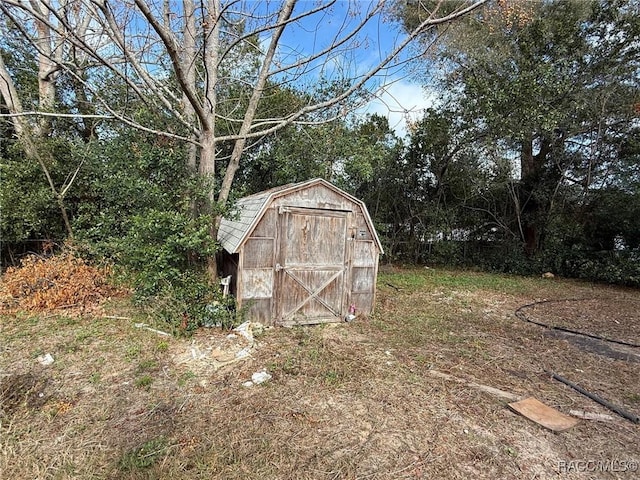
[[232, 320, 259, 342], [134, 322, 171, 336], [242, 369, 272, 387], [172, 321, 265, 373], [37, 353, 54, 366]]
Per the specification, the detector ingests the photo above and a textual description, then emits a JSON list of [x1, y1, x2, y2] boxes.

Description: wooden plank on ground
[[569, 410, 614, 422], [508, 397, 579, 432], [427, 370, 520, 401]]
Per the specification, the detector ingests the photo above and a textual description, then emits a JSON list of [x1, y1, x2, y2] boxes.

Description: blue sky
[[130, 0, 438, 137], [266, 0, 439, 137]]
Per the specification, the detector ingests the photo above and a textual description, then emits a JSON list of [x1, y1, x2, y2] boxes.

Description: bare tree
[[0, 0, 487, 276], [0, 0, 96, 238]]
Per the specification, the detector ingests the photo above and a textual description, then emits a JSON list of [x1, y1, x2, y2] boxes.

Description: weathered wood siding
[[219, 179, 381, 326], [276, 207, 348, 324], [349, 240, 378, 315], [270, 184, 353, 211], [238, 208, 277, 323]]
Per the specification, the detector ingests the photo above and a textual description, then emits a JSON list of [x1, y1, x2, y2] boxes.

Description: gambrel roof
[[217, 178, 383, 254]]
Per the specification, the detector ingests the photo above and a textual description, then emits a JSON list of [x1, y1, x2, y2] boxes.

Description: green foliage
[[0, 148, 62, 245], [356, 108, 490, 263], [0, 134, 86, 258], [134, 271, 211, 334], [14, 114, 226, 332], [451, 239, 640, 288], [134, 375, 153, 389], [112, 209, 215, 295], [119, 437, 168, 471], [63, 120, 229, 331], [380, 0, 640, 287], [581, 188, 640, 251], [202, 294, 239, 330], [559, 251, 640, 287], [72, 129, 197, 245], [128, 266, 242, 334], [424, 241, 466, 266], [237, 113, 401, 197], [95, 204, 223, 333]]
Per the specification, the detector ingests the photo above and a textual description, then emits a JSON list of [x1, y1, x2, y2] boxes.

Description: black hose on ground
[[546, 371, 640, 424], [515, 298, 640, 424], [515, 298, 640, 348]]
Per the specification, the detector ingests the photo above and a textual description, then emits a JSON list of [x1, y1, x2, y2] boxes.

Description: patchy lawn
[[1, 266, 639, 479]]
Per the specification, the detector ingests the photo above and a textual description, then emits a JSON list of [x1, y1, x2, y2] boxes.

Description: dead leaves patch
[[0, 253, 122, 316]]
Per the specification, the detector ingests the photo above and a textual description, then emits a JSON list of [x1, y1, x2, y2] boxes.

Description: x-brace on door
[[276, 207, 349, 324]]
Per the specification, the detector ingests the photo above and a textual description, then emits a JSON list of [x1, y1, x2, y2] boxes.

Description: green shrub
[[112, 209, 216, 297], [202, 294, 238, 330], [91, 208, 229, 334]]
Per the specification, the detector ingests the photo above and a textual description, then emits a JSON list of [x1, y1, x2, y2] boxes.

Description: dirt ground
[[1, 267, 639, 479]]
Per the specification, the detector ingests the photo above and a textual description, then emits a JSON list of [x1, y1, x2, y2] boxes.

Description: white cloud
[[358, 81, 440, 139]]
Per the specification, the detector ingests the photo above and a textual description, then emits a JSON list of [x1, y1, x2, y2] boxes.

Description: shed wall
[[270, 184, 354, 211], [349, 239, 378, 315], [226, 182, 380, 325], [238, 208, 277, 323]]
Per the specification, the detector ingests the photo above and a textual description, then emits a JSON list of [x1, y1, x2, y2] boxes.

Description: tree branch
[[133, 0, 209, 131], [217, 0, 297, 204]]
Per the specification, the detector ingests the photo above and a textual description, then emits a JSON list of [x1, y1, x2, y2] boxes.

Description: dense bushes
[[0, 116, 249, 331], [416, 240, 640, 288], [69, 135, 240, 332], [104, 209, 227, 333], [541, 248, 640, 288]]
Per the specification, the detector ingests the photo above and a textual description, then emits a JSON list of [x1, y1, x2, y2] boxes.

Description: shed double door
[[276, 207, 350, 324]]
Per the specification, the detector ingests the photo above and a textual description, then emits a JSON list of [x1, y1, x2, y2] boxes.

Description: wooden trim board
[[508, 397, 580, 432]]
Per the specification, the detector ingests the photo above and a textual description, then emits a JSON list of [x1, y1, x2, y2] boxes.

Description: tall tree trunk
[[519, 136, 553, 255], [520, 138, 538, 254], [199, 129, 219, 280], [0, 51, 74, 240], [32, 0, 58, 137], [182, 0, 198, 172]]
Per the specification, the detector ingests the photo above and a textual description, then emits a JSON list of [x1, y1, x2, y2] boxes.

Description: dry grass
[[1, 266, 639, 479]]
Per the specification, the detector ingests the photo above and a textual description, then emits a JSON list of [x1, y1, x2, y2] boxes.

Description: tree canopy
[[386, 0, 640, 282], [2, 0, 639, 322]]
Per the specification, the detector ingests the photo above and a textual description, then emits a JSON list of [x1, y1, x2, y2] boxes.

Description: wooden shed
[[217, 178, 383, 326]]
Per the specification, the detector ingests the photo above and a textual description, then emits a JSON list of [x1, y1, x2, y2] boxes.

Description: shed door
[[276, 207, 349, 324]]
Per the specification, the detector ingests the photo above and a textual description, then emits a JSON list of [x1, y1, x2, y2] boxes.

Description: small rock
[[251, 370, 272, 385], [37, 353, 54, 366]]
